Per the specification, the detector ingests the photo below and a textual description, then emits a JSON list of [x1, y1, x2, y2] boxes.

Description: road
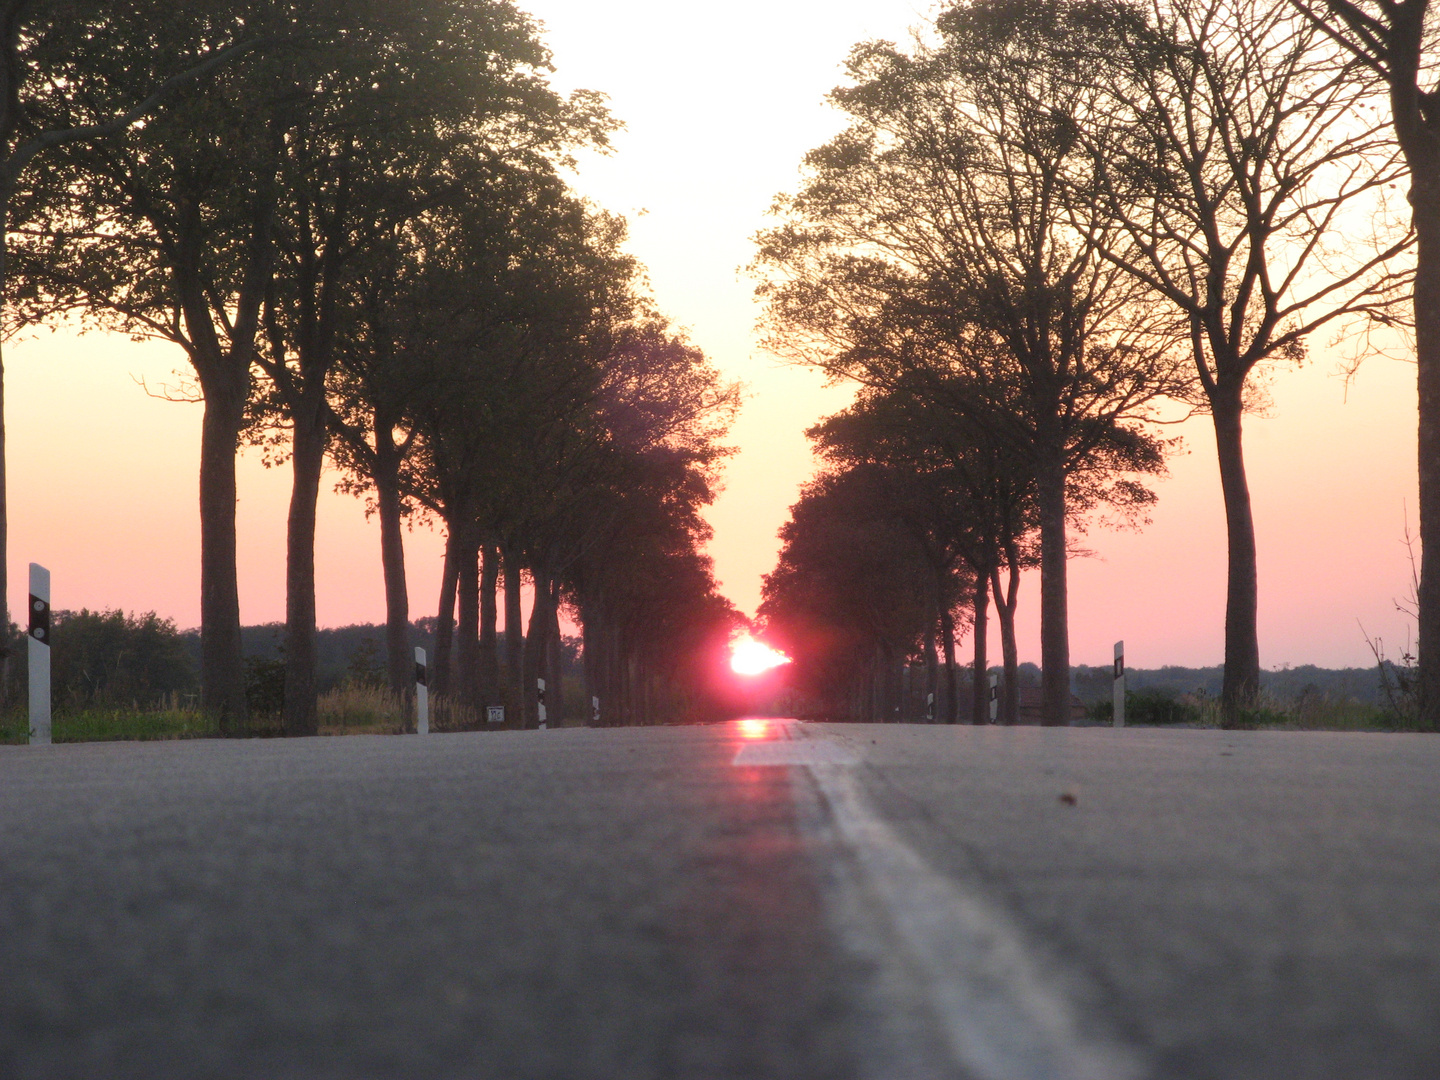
[[0, 720, 1437, 1079]]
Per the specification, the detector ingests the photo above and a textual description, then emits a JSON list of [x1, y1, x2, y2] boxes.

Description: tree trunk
[[1211, 384, 1261, 723], [522, 570, 552, 728], [581, 596, 600, 725], [991, 552, 1021, 725], [281, 399, 326, 736], [939, 606, 959, 724], [432, 535, 458, 700], [546, 576, 564, 726], [1037, 454, 1071, 726], [971, 572, 989, 725], [1415, 205, 1440, 729], [195, 365, 250, 729], [480, 544, 500, 705], [374, 436, 410, 698], [455, 537, 479, 707], [503, 545, 523, 710], [607, 622, 623, 725], [923, 623, 939, 722]]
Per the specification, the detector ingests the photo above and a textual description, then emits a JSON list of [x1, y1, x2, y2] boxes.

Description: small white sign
[[487, 705, 505, 724]]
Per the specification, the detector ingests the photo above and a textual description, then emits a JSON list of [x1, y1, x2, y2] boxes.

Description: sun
[[729, 633, 792, 676]]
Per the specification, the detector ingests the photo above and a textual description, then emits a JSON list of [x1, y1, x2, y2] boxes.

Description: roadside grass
[[305, 685, 484, 735], [0, 686, 486, 743], [0, 693, 219, 744], [1, 683, 1419, 743], [1088, 686, 1417, 732]]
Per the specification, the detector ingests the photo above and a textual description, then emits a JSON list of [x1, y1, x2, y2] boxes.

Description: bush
[[50, 609, 196, 708], [1091, 686, 1201, 725], [245, 655, 286, 716]]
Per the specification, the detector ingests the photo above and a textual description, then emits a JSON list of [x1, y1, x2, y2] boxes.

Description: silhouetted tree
[[6, 2, 263, 726], [760, 470, 969, 722], [755, 1, 1179, 723], [326, 165, 626, 701], [246, 0, 612, 734], [810, 388, 1040, 723], [1071, 0, 1412, 720], [1285, 0, 1438, 727]]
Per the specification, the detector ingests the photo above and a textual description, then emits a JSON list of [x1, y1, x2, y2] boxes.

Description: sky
[[3, 0, 1421, 671]]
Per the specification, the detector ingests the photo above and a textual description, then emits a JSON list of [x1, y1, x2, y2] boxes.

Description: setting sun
[[729, 634, 792, 676]]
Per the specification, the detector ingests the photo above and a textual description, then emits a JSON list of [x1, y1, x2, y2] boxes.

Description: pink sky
[[2, 0, 1420, 671]]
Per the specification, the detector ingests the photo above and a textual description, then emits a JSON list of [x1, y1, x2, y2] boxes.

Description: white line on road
[[737, 724, 1147, 1080], [732, 739, 860, 766]]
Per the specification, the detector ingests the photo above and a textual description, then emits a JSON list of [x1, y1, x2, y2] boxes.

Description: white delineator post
[[28, 563, 51, 745], [988, 673, 999, 723], [414, 647, 429, 735], [1113, 640, 1125, 728], [536, 677, 547, 730], [926, 691, 935, 723], [591, 695, 600, 726]]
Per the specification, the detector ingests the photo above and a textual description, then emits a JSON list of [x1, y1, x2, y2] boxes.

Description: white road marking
[[732, 740, 860, 766], [736, 723, 1148, 1080]]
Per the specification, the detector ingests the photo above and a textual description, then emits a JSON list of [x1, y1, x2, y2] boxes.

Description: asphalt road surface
[[1, 720, 1438, 1079]]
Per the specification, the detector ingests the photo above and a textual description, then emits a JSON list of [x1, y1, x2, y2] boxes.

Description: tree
[[3, 2, 261, 722], [1071, 0, 1412, 719], [759, 469, 961, 721], [565, 324, 740, 727], [1284, 0, 1439, 726], [810, 388, 1039, 724], [246, 0, 612, 734], [754, 1, 1179, 724], [326, 164, 627, 705]]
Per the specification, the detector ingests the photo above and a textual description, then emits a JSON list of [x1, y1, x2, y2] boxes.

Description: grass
[[314, 684, 481, 734], [1088, 686, 1420, 732], [0, 683, 1422, 744], [0, 685, 491, 743], [0, 693, 219, 744]]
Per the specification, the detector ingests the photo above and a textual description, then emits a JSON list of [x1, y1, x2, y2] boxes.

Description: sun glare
[[729, 634, 792, 676]]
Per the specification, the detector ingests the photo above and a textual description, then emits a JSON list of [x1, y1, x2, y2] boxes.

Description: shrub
[[1126, 687, 1200, 725], [245, 655, 286, 716], [50, 609, 196, 707]]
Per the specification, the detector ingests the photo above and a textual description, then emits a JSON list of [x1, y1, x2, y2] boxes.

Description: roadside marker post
[[591, 695, 600, 726], [988, 673, 998, 723], [926, 691, 935, 723], [28, 563, 50, 745], [414, 647, 429, 735], [1113, 641, 1125, 728], [537, 677, 547, 730]]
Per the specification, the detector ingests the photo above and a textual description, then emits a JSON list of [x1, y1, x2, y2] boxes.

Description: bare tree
[[1284, 0, 1438, 726], [1070, 0, 1412, 720]]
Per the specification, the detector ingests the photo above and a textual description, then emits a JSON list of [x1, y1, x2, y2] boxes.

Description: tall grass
[[0, 692, 218, 743], [315, 684, 483, 734], [1089, 686, 1417, 731]]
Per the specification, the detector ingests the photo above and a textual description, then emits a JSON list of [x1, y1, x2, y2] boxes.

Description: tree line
[[753, 0, 1426, 726], [0, 0, 742, 732]]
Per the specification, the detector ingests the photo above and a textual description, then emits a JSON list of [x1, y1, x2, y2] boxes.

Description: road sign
[[28, 563, 50, 745], [1113, 640, 1125, 728], [487, 706, 504, 725], [414, 647, 429, 735]]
